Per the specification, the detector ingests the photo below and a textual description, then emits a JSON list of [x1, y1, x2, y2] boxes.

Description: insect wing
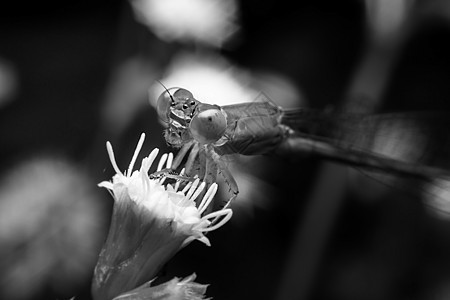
[[282, 109, 450, 213], [221, 91, 280, 122], [281, 110, 450, 172], [218, 92, 284, 155]]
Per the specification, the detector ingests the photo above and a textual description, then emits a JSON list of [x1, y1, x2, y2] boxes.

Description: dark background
[[2, 1, 450, 300]]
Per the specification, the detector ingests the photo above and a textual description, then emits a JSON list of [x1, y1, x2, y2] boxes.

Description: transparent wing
[[222, 92, 450, 175], [280, 109, 450, 214], [281, 109, 450, 173], [218, 92, 284, 155]]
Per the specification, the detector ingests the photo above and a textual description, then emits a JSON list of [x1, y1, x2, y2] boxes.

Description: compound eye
[[173, 88, 194, 99], [156, 87, 181, 122], [190, 107, 227, 144]]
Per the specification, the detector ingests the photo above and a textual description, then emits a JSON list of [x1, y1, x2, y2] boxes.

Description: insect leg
[[200, 150, 220, 215], [203, 149, 218, 186], [149, 170, 194, 183], [206, 145, 239, 208], [184, 142, 200, 176], [171, 141, 194, 170]]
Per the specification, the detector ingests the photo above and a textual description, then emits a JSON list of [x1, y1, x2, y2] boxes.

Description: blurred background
[[2, 0, 450, 299]]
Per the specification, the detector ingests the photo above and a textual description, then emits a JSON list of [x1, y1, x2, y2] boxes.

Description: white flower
[[99, 132, 232, 246], [92, 133, 231, 300]]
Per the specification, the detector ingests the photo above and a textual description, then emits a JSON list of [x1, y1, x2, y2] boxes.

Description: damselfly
[[156, 87, 450, 208]]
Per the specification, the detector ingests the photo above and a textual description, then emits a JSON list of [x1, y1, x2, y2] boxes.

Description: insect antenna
[[156, 80, 175, 104]]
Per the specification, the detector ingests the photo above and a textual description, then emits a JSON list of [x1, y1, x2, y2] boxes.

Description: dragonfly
[[155, 87, 450, 209]]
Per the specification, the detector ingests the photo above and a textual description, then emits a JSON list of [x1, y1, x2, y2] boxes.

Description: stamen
[[141, 166, 150, 195], [174, 179, 181, 192], [190, 182, 206, 202], [200, 209, 233, 232], [141, 148, 160, 174], [181, 181, 193, 194], [157, 153, 168, 171], [106, 141, 123, 176], [198, 183, 218, 214], [128, 133, 146, 176], [185, 178, 200, 200], [173, 168, 186, 192], [167, 153, 173, 169]]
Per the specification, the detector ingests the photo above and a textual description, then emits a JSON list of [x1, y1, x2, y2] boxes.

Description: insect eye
[[173, 88, 194, 99], [182, 104, 188, 109], [190, 101, 196, 106], [189, 107, 227, 144], [156, 87, 180, 122]]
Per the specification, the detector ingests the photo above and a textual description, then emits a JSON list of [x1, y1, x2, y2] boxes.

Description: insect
[[156, 87, 450, 208]]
